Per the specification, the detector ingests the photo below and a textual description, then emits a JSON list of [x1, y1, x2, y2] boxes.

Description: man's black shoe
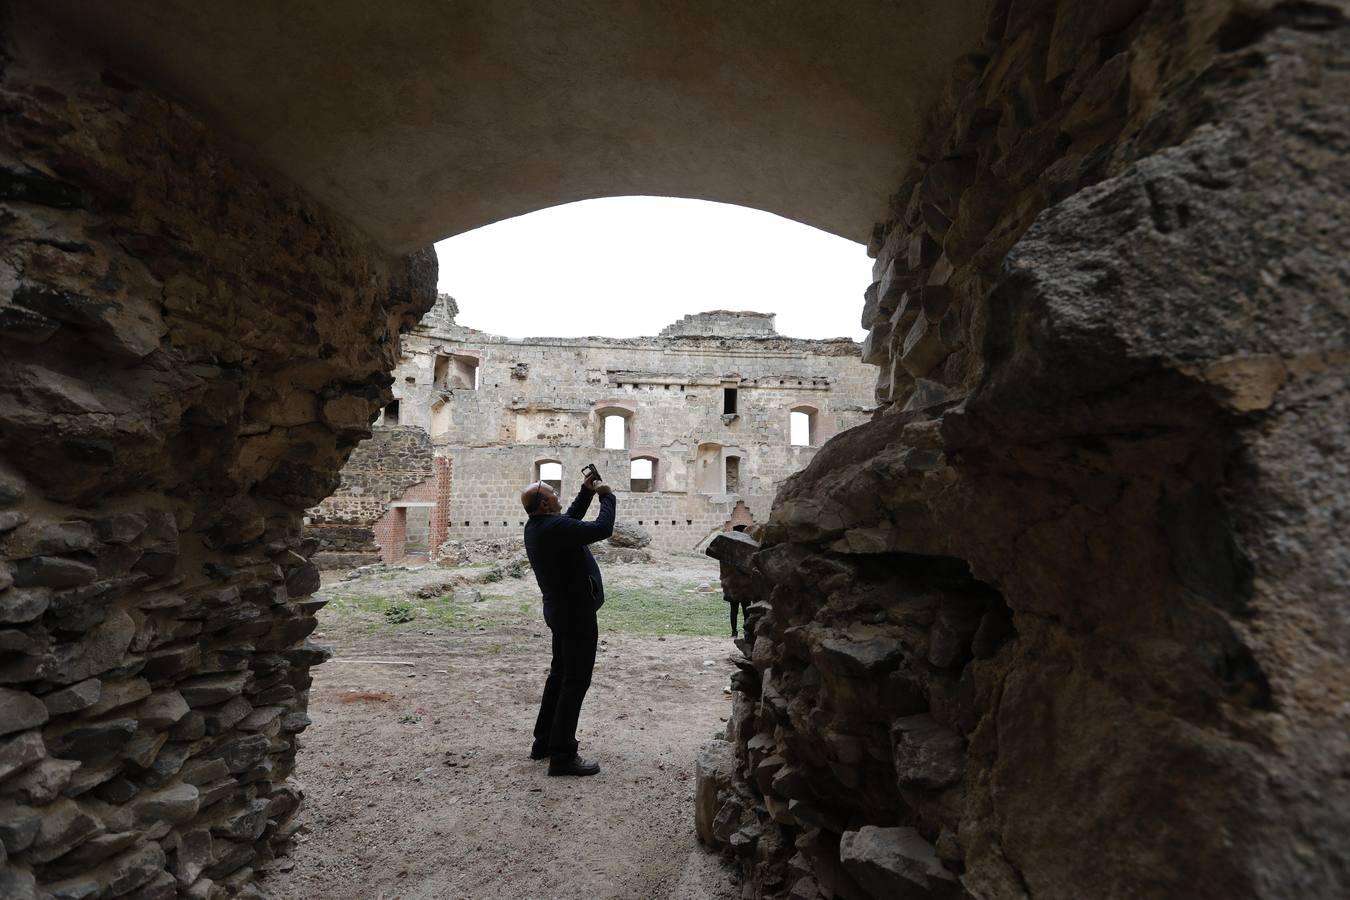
[[547, 755, 601, 777], [530, 746, 548, 761]]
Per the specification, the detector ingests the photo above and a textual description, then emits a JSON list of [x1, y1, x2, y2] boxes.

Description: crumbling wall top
[[659, 310, 777, 338]]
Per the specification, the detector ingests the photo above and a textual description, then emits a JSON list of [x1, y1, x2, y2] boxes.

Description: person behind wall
[[520, 471, 615, 776], [723, 524, 753, 639]]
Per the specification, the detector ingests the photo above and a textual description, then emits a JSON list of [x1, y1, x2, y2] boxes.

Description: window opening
[[383, 399, 400, 425], [604, 414, 627, 449], [537, 461, 562, 494], [723, 388, 738, 415], [630, 457, 654, 492], [434, 354, 451, 389], [725, 456, 741, 492], [451, 354, 479, 389], [790, 406, 818, 447]]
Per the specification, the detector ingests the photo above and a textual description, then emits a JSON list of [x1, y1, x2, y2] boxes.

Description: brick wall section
[[430, 456, 452, 557]]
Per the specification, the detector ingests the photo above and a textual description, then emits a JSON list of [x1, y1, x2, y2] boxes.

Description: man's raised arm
[[564, 483, 595, 520], [550, 491, 616, 546]]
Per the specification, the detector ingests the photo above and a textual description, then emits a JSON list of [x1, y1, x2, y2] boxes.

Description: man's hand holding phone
[[582, 463, 612, 496]]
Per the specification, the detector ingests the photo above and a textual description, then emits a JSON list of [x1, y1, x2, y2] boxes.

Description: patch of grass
[[599, 584, 728, 637], [383, 605, 415, 624]]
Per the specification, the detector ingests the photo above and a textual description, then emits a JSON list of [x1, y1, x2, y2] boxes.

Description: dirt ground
[[264, 553, 743, 900]]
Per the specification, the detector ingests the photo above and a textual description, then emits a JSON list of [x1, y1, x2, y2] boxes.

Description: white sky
[[434, 197, 869, 342]]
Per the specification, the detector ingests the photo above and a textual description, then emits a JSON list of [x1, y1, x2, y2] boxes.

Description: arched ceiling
[[34, 0, 991, 253]]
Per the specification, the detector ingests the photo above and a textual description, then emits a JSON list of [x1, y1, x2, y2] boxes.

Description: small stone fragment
[[211, 734, 273, 776], [0, 587, 50, 624], [24, 797, 104, 864], [0, 731, 46, 781], [0, 802, 42, 854], [136, 690, 189, 729], [46, 718, 138, 765], [178, 672, 249, 707], [130, 782, 199, 828], [12, 557, 99, 589], [42, 679, 102, 717], [0, 757, 81, 805], [0, 688, 48, 735]]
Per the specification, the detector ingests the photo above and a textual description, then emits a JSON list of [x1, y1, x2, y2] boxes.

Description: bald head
[[522, 480, 561, 516]]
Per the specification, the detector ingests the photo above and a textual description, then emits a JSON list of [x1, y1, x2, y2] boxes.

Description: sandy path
[[264, 567, 741, 900]]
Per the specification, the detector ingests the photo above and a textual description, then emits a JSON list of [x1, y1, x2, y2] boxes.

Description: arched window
[[630, 456, 657, 492], [535, 460, 562, 493], [790, 405, 819, 447], [594, 404, 635, 449]]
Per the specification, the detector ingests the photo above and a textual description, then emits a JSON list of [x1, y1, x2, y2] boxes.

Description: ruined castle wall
[[0, 11, 434, 898], [390, 311, 875, 551], [699, 2, 1350, 899]]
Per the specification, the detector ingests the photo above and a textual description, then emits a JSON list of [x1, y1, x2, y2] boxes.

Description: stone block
[[891, 715, 966, 791], [838, 826, 958, 900], [704, 532, 759, 574], [0, 802, 42, 854], [46, 611, 136, 684], [210, 734, 272, 774], [694, 739, 736, 845], [0, 865, 38, 900], [137, 690, 190, 729], [46, 719, 137, 765], [85, 678, 152, 717], [25, 797, 104, 864], [0, 688, 48, 736], [12, 557, 99, 589], [203, 696, 253, 735], [42, 679, 103, 717], [130, 783, 199, 829], [0, 758, 80, 805], [0, 588, 50, 624], [178, 673, 249, 708]]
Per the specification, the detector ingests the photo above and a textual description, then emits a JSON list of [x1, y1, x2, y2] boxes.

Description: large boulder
[[607, 522, 651, 549]]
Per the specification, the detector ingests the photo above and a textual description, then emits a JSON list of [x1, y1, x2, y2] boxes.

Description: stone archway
[[0, 2, 1345, 899]]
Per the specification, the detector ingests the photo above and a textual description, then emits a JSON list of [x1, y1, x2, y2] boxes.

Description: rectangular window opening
[[723, 388, 738, 415]]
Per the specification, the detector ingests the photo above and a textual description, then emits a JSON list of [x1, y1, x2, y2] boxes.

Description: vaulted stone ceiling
[[34, 0, 991, 251]]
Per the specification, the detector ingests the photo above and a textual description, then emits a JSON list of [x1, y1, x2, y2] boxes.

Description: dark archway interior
[[0, 1, 1346, 899]]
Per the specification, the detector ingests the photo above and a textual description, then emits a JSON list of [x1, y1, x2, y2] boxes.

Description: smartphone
[[581, 463, 601, 484]]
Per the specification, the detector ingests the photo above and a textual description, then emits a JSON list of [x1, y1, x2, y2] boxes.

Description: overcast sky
[[434, 197, 869, 342]]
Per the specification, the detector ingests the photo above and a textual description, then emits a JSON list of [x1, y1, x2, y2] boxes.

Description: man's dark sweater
[[524, 486, 616, 628]]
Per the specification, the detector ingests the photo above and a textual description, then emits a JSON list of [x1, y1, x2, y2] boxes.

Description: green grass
[[322, 581, 729, 637], [598, 585, 727, 636]]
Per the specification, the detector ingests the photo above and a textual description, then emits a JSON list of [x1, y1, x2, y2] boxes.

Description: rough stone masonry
[[0, 0, 1347, 899], [0, 10, 434, 898], [695, 2, 1349, 899]]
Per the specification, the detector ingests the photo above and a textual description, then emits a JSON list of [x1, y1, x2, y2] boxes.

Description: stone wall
[[0, 10, 434, 898], [660, 310, 778, 338], [305, 428, 436, 566], [697, 2, 1349, 899], [385, 298, 876, 552]]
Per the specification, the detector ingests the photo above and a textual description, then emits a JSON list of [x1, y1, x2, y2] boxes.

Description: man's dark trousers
[[532, 606, 598, 760], [524, 486, 615, 762]]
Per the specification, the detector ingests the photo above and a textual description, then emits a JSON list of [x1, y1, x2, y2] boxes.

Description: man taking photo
[[520, 468, 615, 776]]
